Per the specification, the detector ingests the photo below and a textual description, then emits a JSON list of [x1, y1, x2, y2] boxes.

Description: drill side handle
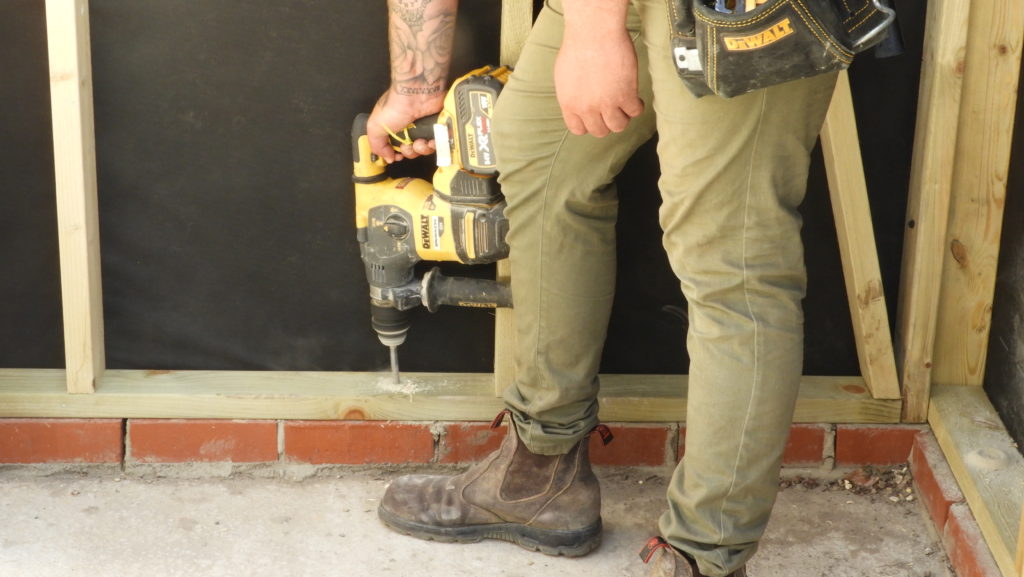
[[421, 267, 513, 313]]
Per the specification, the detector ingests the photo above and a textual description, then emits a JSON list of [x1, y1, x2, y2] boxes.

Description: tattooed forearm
[[388, 0, 457, 96], [394, 0, 428, 32]]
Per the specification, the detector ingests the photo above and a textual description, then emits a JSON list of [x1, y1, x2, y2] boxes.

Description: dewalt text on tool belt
[[351, 66, 513, 383], [669, 0, 897, 98]]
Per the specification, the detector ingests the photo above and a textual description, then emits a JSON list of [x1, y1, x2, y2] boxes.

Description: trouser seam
[[521, 128, 573, 452], [712, 89, 769, 561]]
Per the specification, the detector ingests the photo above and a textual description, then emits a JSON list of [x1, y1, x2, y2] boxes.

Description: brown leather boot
[[640, 537, 748, 577], [377, 411, 608, 557]]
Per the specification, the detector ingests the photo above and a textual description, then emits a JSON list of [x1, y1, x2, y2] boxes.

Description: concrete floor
[[0, 465, 952, 577]]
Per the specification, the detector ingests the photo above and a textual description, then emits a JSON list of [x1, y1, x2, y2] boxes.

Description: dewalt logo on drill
[[420, 215, 431, 250], [722, 18, 794, 51], [420, 215, 445, 250]]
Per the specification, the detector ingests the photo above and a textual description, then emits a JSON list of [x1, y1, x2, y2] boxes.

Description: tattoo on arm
[[388, 0, 456, 96]]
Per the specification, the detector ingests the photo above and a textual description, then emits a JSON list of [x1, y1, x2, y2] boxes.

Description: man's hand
[[367, 0, 457, 163], [556, 0, 644, 137], [367, 89, 444, 163]]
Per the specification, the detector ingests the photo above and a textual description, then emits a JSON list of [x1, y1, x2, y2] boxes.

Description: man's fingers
[[563, 113, 588, 136], [582, 115, 611, 138], [369, 133, 397, 163], [394, 139, 435, 160], [602, 108, 632, 134], [623, 96, 645, 119], [562, 101, 643, 137], [411, 139, 436, 156]]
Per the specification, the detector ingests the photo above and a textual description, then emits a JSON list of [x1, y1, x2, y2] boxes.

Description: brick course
[[942, 503, 1003, 577], [909, 431, 965, 531], [782, 424, 829, 465], [589, 424, 671, 467], [0, 419, 124, 464], [128, 420, 278, 463], [284, 421, 435, 465], [438, 422, 506, 464], [835, 424, 924, 465]]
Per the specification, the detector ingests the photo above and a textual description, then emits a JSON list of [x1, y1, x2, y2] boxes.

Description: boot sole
[[378, 505, 602, 557]]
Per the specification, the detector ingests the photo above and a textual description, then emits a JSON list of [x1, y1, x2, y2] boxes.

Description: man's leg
[[493, 0, 656, 453], [632, 0, 838, 575], [378, 0, 656, 556]]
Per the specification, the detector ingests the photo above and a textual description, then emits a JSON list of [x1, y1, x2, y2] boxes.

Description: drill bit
[[389, 345, 401, 384]]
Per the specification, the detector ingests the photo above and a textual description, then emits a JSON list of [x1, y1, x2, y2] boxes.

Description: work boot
[[640, 537, 748, 577], [378, 410, 609, 557]]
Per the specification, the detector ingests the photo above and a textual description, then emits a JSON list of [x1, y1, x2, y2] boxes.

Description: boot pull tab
[[639, 536, 669, 563], [490, 409, 510, 429], [590, 424, 614, 446]]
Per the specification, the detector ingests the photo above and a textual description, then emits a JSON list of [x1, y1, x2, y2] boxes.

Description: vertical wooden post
[[819, 70, 901, 400], [1017, 504, 1024, 577], [931, 0, 1024, 388], [500, 0, 533, 68], [494, 0, 533, 394], [45, 0, 105, 394], [896, 0, 971, 422]]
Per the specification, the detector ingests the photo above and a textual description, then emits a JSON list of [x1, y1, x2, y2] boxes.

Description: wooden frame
[[11, 0, 1023, 573], [20, 0, 900, 423], [46, 0, 105, 395], [931, 0, 1024, 389], [895, 0, 972, 422], [929, 384, 1024, 577], [820, 70, 901, 400], [1018, 504, 1024, 577], [900, 0, 1024, 423], [0, 369, 897, 423], [908, 2, 1024, 576]]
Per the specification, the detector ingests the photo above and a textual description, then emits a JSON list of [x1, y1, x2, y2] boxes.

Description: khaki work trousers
[[491, 0, 838, 574]]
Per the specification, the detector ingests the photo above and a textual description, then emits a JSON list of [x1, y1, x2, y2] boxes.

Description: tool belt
[[669, 0, 895, 97]]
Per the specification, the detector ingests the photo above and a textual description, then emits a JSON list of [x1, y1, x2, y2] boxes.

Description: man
[[366, 1, 837, 575]]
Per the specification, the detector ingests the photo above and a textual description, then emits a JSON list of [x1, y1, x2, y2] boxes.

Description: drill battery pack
[[669, 0, 895, 98]]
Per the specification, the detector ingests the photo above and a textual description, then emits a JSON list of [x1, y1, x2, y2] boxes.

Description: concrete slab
[[0, 466, 952, 577]]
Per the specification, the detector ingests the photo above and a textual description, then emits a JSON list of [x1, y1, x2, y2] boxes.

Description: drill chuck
[[370, 304, 410, 347]]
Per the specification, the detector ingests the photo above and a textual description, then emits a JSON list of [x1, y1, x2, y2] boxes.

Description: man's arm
[[367, 0, 458, 163], [556, 0, 644, 137]]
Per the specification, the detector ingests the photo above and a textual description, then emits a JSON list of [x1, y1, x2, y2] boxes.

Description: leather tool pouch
[[669, 0, 895, 98]]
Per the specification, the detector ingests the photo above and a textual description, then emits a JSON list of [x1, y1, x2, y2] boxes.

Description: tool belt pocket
[[669, 0, 894, 98]]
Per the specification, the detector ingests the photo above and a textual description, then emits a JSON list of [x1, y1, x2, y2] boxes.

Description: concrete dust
[[375, 375, 439, 400], [0, 466, 952, 577]]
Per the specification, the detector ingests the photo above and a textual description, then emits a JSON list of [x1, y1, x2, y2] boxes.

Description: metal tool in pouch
[[669, 0, 896, 98]]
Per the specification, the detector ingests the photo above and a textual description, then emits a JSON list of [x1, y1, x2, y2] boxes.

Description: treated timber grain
[[929, 384, 1024, 577], [500, 0, 532, 67], [819, 70, 901, 400], [1017, 505, 1023, 577], [932, 0, 1024, 388], [45, 0, 105, 394], [897, 0, 971, 422], [0, 370, 900, 423]]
